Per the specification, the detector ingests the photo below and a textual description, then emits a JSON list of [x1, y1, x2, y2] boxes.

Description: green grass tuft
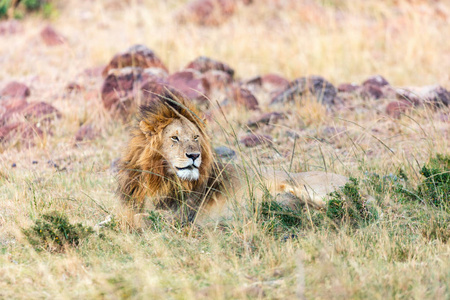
[[22, 211, 94, 252]]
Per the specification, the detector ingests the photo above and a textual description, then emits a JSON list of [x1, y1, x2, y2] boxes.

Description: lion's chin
[[176, 168, 200, 181]]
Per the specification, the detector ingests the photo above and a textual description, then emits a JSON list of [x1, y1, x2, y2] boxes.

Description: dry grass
[[0, 0, 449, 299]]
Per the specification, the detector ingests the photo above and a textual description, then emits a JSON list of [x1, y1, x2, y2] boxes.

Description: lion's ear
[[139, 120, 155, 137]]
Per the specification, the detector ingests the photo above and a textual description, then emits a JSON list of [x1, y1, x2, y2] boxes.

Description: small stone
[[0, 122, 43, 146], [214, 146, 236, 159], [65, 82, 83, 93], [75, 125, 98, 142], [11, 163, 16, 168], [337, 83, 359, 93], [32, 160, 38, 164], [40, 25, 66, 46], [240, 134, 273, 147], [362, 75, 389, 87], [247, 112, 285, 128], [386, 100, 413, 118], [185, 56, 234, 77], [1, 82, 30, 99], [22, 102, 61, 123]]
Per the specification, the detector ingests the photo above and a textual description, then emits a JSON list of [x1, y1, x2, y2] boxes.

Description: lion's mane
[[117, 92, 219, 217]]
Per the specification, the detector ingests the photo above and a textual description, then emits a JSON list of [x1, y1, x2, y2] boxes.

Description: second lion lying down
[[117, 93, 348, 227]]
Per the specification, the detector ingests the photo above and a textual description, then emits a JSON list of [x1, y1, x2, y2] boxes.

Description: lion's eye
[[193, 135, 199, 141], [171, 136, 179, 142]]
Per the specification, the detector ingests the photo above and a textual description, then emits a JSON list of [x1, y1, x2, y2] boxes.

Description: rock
[[141, 67, 169, 81], [1, 82, 30, 99], [140, 78, 175, 103], [337, 83, 359, 93], [167, 70, 210, 104], [0, 97, 28, 113], [0, 122, 43, 146], [261, 74, 289, 92], [65, 82, 83, 93], [185, 56, 234, 77], [240, 134, 273, 147], [40, 25, 66, 46], [203, 70, 233, 91], [21, 102, 61, 123], [396, 85, 449, 107], [214, 146, 236, 159], [362, 75, 389, 87], [247, 112, 285, 128], [230, 86, 259, 110], [102, 45, 168, 77], [361, 84, 384, 99], [75, 125, 98, 142], [176, 0, 236, 26], [0, 20, 22, 35], [101, 67, 142, 114], [386, 100, 413, 118], [271, 76, 337, 106]]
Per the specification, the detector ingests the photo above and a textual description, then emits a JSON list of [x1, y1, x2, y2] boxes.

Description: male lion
[[117, 92, 348, 227]]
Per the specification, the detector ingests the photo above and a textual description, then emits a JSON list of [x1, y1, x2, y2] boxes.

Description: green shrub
[[417, 154, 450, 207], [326, 177, 378, 227], [0, 0, 55, 19], [23, 211, 94, 252]]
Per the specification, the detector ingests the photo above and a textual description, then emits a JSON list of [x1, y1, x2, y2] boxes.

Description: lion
[[117, 92, 349, 227]]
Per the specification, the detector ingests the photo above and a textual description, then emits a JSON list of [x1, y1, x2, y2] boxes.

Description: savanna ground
[[1, 0, 449, 299]]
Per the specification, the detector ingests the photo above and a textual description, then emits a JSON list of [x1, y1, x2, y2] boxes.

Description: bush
[[0, 0, 55, 19], [417, 154, 450, 207], [23, 211, 94, 252], [326, 177, 378, 228]]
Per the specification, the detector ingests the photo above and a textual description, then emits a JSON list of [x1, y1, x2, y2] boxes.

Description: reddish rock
[[247, 112, 285, 128], [0, 97, 28, 112], [362, 75, 389, 87], [185, 56, 234, 77], [65, 82, 83, 93], [176, 0, 236, 26], [261, 74, 289, 92], [386, 100, 413, 118], [0, 20, 22, 35], [167, 70, 210, 104], [203, 70, 233, 91], [101, 68, 141, 114], [141, 67, 169, 81], [75, 125, 98, 142], [396, 85, 450, 107], [240, 134, 273, 147], [230, 86, 259, 110], [102, 45, 168, 77], [40, 25, 66, 46], [1, 82, 30, 99], [22, 102, 62, 122], [0, 122, 43, 146], [338, 83, 360, 93], [140, 78, 176, 104], [361, 84, 384, 99], [271, 76, 337, 106]]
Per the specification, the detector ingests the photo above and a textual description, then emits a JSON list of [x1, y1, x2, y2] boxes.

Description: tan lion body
[[117, 93, 348, 227]]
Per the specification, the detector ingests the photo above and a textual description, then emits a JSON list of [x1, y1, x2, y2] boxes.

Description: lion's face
[[161, 118, 203, 181]]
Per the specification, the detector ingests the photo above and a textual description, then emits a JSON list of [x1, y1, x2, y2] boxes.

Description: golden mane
[[117, 92, 214, 214]]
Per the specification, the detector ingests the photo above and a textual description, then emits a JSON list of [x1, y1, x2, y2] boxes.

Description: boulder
[[337, 83, 359, 93], [185, 56, 234, 77], [102, 45, 168, 77], [75, 125, 98, 142], [271, 76, 337, 106], [396, 85, 450, 107], [1, 81, 30, 99], [167, 70, 210, 104], [362, 75, 390, 87], [230, 86, 259, 110]]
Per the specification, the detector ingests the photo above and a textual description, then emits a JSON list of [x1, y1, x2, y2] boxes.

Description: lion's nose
[[186, 152, 200, 161]]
